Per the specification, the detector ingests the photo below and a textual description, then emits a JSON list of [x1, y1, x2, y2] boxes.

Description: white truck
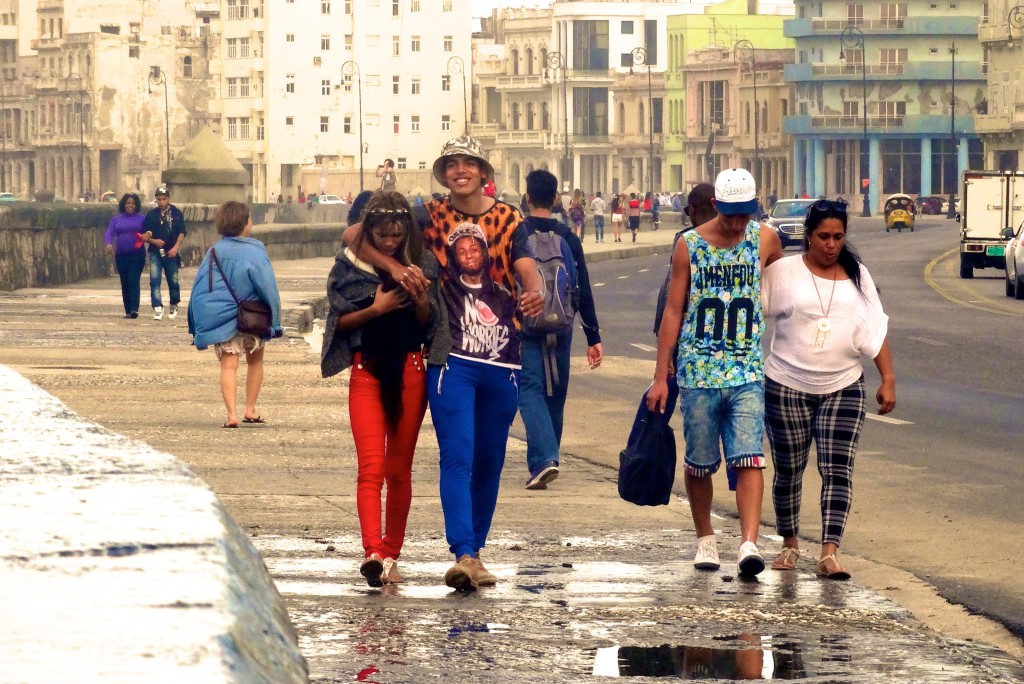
[[958, 170, 1024, 278]]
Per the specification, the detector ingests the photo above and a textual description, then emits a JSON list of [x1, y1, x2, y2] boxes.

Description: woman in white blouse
[[762, 199, 896, 580]]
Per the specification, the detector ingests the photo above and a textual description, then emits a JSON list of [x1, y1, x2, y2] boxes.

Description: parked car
[[763, 198, 815, 248], [1004, 221, 1024, 299], [916, 195, 945, 215], [317, 194, 346, 205], [0, 192, 17, 202], [940, 196, 961, 215]]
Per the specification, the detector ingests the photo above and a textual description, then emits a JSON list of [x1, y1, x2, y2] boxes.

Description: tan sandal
[[815, 553, 851, 580], [771, 546, 800, 570]]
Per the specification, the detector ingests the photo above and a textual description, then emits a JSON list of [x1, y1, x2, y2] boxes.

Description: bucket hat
[[432, 135, 494, 188]]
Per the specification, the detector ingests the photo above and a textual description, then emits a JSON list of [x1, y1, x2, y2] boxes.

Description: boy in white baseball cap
[[648, 168, 783, 578]]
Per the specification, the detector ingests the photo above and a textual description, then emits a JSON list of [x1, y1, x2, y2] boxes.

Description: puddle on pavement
[[590, 635, 809, 679]]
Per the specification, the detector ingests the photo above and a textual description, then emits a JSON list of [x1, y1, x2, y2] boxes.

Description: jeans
[[349, 351, 427, 559], [593, 215, 605, 241], [517, 332, 572, 476], [427, 356, 520, 558], [115, 251, 146, 315], [149, 251, 181, 309], [678, 381, 767, 477]]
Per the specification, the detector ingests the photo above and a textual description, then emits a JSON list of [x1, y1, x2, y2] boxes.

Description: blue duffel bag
[[618, 379, 678, 506]]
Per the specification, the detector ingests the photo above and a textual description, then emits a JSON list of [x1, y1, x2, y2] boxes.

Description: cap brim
[[716, 198, 759, 215]]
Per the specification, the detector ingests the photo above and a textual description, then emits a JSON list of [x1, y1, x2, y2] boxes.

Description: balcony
[[784, 114, 975, 135], [787, 15, 978, 38], [495, 130, 549, 146], [812, 18, 905, 31], [496, 74, 547, 90], [975, 114, 1011, 134], [788, 61, 984, 82]]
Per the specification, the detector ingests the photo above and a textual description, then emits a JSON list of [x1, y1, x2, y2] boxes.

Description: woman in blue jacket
[[103, 193, 147, 318], [187, 201, 283, 428]]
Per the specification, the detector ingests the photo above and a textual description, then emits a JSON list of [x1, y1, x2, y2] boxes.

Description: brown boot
[[471, 554, 497, 586], [444, 554, 478, 592]]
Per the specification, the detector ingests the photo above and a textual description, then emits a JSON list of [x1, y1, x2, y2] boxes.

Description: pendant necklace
[[808, 257, 838, 348]]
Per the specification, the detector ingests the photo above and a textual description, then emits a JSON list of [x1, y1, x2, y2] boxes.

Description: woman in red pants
[[321, 190, 438, 587]]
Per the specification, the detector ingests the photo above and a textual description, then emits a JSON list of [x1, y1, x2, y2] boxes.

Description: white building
[[215, 0, 473, 202]]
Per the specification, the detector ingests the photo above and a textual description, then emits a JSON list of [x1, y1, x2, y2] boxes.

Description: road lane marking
[[630, 342, 657, 352], [907, 335, 948, 347], [923, 248, 1023, 317], [593, 282, 605, 287], [866, 414, 913, 425], [617, 275, 629, 280], [638, 268, 650, 273]]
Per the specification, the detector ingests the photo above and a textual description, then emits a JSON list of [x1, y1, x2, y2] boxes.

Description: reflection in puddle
[[592, 634, 810, 679], [448, 622, 511, 638]]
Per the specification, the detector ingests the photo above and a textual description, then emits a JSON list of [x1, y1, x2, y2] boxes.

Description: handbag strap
[[209, 247, 242, 306]]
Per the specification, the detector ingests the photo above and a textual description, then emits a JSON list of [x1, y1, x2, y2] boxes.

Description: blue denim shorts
[[679, 381, 766, 477]]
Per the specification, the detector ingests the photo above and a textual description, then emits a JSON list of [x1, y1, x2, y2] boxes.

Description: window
[[621, 20, 634, 34], [344, 0, 352, 12], [227, 77, 238, 98], [573, 20, 609, 70], [393, 75, 400, 94], [443, 35, 453, 51], [418, 161, 427, 170], [240, 117, 250, 138], [257, 117, 265, 140], [411, 0, 420, 10], [343, 74, 352, 92], [321, 35, 331, 50], [183, 56, 193, 78], [443, 0, 452, 9], [286, 74, 295, 93], [321, 79, 331, 95], [227, 38, 238, 59], [394, 114, 400, 133], [321, 0, 331, 13], [844, 101, 860, 117], [320, 116, 329, 132], [411, 36, 420, 52], [411, 77, 420, 94], [397, 157, 408, 169], [441, 114, 451, 131], [240, 38, 249, 58], [393, 0, 399, 15], [345, 35, 353, 51], [344, 115, 352, 133], [441, 74, 451, 91], [393, 35, 400, 56], [875, 100, 906, 119], [227, 117, 238, 139], [239, 77, 250, 97], [227, 0, 249, 19], [286, 33, 294, 42], [847, 4, 863, 24], [411, 115, 420, 132], [286, 116, 294, 126], [128, 45, 139, 58]]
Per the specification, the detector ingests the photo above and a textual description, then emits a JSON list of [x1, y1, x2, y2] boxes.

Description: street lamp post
[[1009, 6, 1024, 44], [947, 42, 958, 219], [64, 73, 86, 198], [546, 51, 571, 190], [148, 66, 170, 168], [446, 55, 467, 135], [734, 40, 759, 194], [630, 47, 654, 198], [840, 27, 871, 217], [341, 60, 364, 192]]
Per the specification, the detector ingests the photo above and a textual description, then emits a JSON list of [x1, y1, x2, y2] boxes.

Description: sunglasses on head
[[810, 198, 848, 213]]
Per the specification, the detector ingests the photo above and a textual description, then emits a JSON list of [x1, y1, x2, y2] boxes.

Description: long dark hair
[[803, 199, 864, 295], [118, 193, 142, 215]]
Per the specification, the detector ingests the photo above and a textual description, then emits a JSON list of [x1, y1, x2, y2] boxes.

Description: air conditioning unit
[[313, 56, 322, 66]]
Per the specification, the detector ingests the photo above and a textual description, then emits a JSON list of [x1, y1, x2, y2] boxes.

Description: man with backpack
[[519, 169, 603, 490]]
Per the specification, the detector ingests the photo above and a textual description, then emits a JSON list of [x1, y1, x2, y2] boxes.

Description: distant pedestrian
[[142, 186, 187, 321], [591, 191, 607, 243], [568, 189, 586, 240], [187, 201, 283, 428], [610, 194, 624, 242], [104, 193, 147, 319], [376, 159, 397, 191], [627, 193, 641, 243], [519, 169, 603, 490], [762, 198, 895, 581], [647, 168, 783, 577], [649, 192, 661, 230], [768, 189, 778, 210], [322, 190, 439, 587]]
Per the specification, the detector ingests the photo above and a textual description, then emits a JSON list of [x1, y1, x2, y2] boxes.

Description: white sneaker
[[167, 304, 178, 319], [737, 541, 765, 577], [693, 535, 720, 570], [153, 306, 164, 320]]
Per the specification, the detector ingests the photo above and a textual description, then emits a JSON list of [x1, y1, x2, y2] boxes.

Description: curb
[[0, 365, 309, 683]]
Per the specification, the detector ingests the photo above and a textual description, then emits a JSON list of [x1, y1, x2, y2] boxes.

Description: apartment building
[[976, 0, 1021, 169], [784, 0, 984, 213], [216, 0, 472, 202]]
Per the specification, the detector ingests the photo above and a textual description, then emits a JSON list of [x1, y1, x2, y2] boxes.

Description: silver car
[[1004, 221, 1024, 299], [764, 199, 815, 248]]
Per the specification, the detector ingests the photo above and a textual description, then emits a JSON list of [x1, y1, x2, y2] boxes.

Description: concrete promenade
[[1, 221, 1023, 682]]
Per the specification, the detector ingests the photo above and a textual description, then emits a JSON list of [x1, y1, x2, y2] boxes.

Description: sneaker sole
[[738, 555, 766, 577], [693, 560, 721, 571], [525, 467, 559, 490]]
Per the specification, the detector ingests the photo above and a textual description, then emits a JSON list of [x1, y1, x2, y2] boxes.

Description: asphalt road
[[553, 215, 1024, 640]]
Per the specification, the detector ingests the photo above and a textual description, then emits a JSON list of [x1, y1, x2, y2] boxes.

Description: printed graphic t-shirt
[[676, 220, 764, 389]]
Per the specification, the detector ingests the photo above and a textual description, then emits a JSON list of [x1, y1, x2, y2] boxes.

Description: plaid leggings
[[764, 376, 866, 546]]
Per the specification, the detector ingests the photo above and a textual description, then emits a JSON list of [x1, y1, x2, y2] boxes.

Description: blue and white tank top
[[676, 221, 763, 388]]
